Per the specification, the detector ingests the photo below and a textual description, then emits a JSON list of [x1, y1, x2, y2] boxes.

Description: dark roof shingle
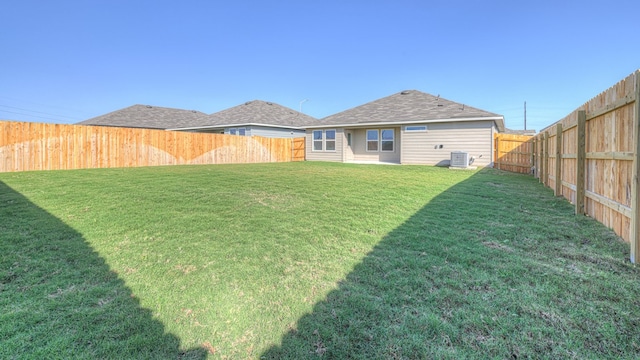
[[77, 105, 210, 129], [316, 90, 503, 128], [172, 100, 318, 129]]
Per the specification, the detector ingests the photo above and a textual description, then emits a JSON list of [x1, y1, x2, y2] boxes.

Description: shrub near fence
[[0, 121, 305, 172], [531, 70, 640, 263]]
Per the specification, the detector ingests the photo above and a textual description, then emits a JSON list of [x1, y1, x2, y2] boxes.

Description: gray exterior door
[[345, 130, 355, 161]]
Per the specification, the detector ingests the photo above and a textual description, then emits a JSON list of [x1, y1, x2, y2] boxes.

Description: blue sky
[[1, 0, 638, 132]]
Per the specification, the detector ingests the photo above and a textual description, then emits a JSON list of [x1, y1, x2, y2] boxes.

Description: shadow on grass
[[262, 168, 640, 359], [0, 180, 206, 359]]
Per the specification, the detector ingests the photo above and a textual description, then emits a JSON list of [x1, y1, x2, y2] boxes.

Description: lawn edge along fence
[[530, 70, 640, 263], [0, 122, 305, 172], [494, 70, 640, 263]]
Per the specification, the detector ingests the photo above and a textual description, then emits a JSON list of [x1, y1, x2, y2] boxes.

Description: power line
[[0, 104, 82, 121], [0, 95, 93, 115], [0, 110, 75, 122]]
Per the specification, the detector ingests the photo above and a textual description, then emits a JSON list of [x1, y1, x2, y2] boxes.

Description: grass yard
[[1, 162, 640, 359]]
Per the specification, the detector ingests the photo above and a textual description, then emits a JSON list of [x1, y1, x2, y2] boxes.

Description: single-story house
[[77, 104, 210, 129], [305, 90, 505, 167], [167, 100, 318, 138]]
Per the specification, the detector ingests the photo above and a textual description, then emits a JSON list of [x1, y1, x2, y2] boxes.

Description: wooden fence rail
[[0, 121, 305, 173], [523, 70, 639, 263]]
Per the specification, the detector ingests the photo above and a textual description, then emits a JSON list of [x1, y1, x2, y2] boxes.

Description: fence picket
[[0, 121, 305, 173]]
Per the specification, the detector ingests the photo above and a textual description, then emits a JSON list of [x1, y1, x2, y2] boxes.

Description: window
[[313, 130, 323, 151], [325, 130, 336, 151], [347, 132, 352, 147], [312, 130, 337, 151], [405, 125, 427, 132], [381, 129, 394, 152], [229, 128, 246, 136], [366, 130, 379, 151]]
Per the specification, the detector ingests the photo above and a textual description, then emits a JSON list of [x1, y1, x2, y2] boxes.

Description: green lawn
[[1, 162, 639, 359]]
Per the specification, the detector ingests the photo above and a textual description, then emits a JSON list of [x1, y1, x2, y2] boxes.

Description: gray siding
[[305, 129, 344, 162], [188, 129, 224, 134], [190, 126, 303, 138], [400, 121, 494, 166], [247, 126, 306, 138], [223, 127, 248, 136]]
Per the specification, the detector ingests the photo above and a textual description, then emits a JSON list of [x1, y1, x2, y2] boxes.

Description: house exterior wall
[[187, 129, 224, 134], [350, 127, 401, 163], [190, 126, 303, 138], [305, 128, 344, 162], [245, 126, 305, 138], [400, 120, 494, 166], [223, 127, 250, 136]]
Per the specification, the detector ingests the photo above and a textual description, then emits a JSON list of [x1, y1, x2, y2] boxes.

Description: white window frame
[[380, 129, 394, 152], [366, 129, 379, 152], [325, 129, 336, 151], [311, 129, 337, 152], [312, 130, 323, 151], [229, 128, 237, 135], [405, 125, 427, 132]]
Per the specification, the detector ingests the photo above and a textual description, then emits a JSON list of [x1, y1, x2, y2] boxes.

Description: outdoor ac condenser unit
[[450, 151, 469, 168]]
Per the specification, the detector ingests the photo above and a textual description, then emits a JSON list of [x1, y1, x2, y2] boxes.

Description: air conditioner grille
[[450, 151, 469, 168]]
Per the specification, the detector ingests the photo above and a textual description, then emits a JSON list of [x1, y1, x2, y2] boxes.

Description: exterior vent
[[450, 151, 469, 168]]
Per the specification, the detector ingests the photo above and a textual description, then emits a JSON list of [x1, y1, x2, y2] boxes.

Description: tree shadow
[[262, 168, 639, 359], [0, 180, 206, 359]]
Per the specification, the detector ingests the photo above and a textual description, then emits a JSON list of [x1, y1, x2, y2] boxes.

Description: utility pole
[[524, 101, 527, 130]]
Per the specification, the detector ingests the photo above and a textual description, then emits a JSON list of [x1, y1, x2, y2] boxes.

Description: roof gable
[[77, 104, 209, 129], [317, 90, 503, 130]]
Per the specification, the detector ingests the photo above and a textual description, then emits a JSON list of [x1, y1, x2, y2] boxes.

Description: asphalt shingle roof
[[317, 90, 503, 127], [77, 105, 210, 129], [78, 91, 507, 132], [173, 100, 319, 129]]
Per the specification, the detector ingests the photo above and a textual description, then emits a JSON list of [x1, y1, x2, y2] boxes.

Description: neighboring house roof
[[308, 90, 505, 132], [77, 104, 210, 129], [168, 100, 319, 131], [503, 128, 536, 135]]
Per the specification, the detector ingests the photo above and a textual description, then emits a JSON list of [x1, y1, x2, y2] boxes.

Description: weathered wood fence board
[[493, 133, 534, 174], [0, 121, 305, 173], [523, 70, 639, 263], [292, 137, 305, 161]]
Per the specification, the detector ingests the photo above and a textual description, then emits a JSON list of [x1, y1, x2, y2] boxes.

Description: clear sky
[[1, 0, 639, 132]]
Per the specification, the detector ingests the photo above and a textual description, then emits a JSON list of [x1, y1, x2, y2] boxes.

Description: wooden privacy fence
[[292, 137, 305, 162], [494, 133, 534, 174], [529, 70, 640, 263], [0, 121, 305, 172]]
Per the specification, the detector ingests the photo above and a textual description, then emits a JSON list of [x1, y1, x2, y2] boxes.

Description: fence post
[[555, 123, 563, 196], [576, 110, 586, 215], [630, 72, 640, 263], [531, 137, 536, 176], [544, 131, 550, 186], [495, 136, 501, 170], [537, 136, 541, 179], [539, 135, 544, 183]]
